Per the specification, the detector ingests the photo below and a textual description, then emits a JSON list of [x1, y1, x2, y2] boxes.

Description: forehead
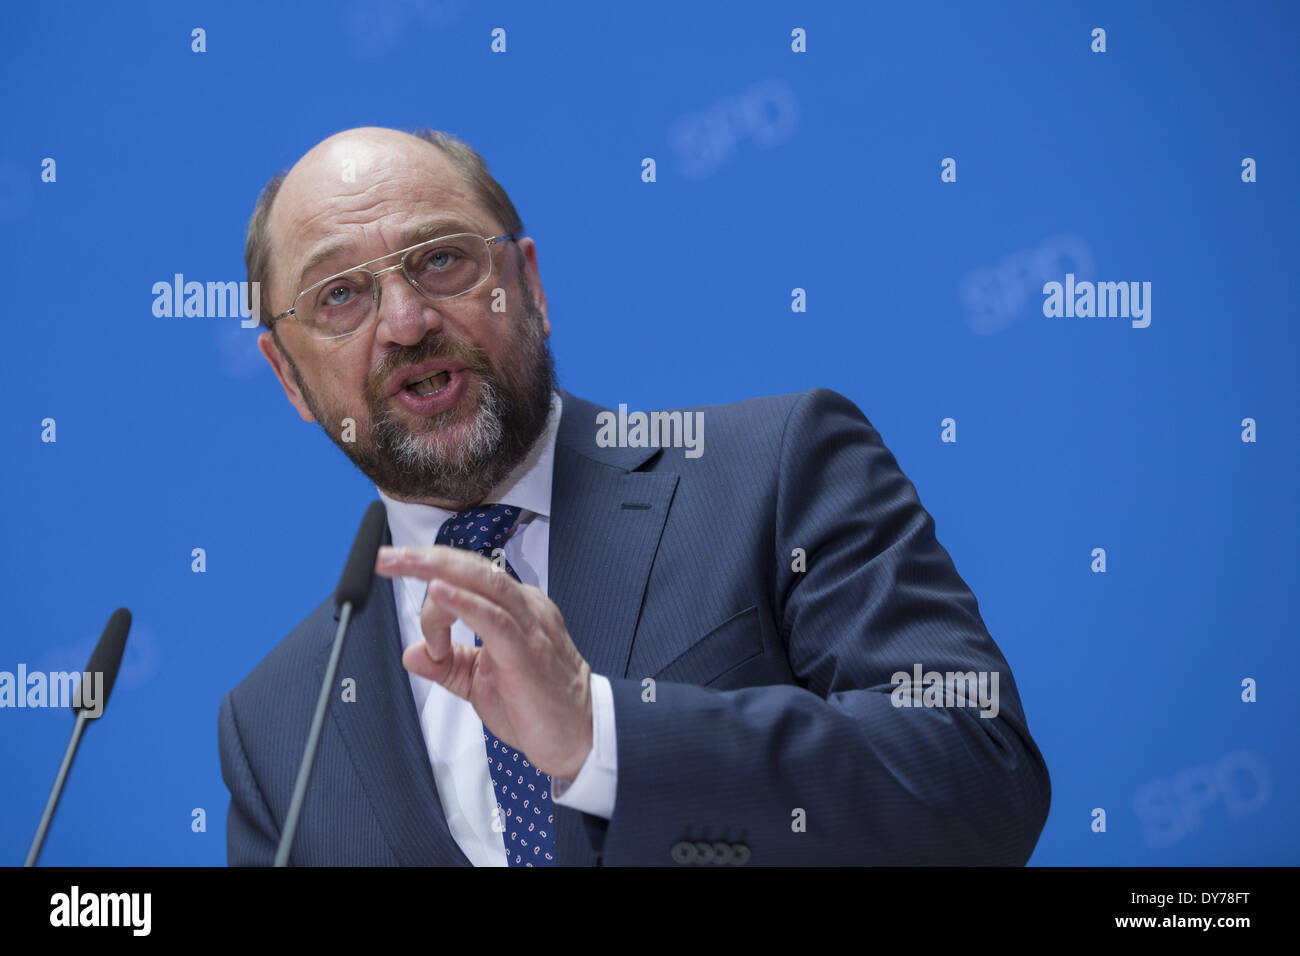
[[268, 134, 495, 287]]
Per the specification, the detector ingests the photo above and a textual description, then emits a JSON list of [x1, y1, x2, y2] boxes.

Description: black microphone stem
[[274, 600, 355, 867], [24, 712, 89, 867], [273, 501, 385, 866]]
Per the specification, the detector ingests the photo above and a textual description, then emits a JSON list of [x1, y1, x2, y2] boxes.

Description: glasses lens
[[301, 270, 375, 339], [293, 236, 494, 340], [404, 235, 489, 299]]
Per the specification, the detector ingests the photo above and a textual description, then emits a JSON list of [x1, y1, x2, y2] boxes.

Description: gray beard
[[368, 373, 517, 506], [375, 381, 504, 483]]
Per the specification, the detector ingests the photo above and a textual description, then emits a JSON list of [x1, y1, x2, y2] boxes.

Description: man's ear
[[258, 330, 317, 423], [518, 238, 549, 337]]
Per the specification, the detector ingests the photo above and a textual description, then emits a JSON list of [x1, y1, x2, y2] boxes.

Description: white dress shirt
[[378, 391, 618, 866]]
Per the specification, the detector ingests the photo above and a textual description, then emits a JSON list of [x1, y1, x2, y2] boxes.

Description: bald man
[[218, 126, 1051, 867]]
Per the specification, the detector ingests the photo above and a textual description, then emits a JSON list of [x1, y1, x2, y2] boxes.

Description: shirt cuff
[[550, 672, 617, 819]]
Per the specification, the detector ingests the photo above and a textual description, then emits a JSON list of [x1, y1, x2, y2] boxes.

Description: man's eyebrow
[[294, 219, 479, 288]]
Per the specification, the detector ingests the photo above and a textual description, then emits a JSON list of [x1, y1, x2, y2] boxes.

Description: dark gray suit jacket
[[219, 387, 1050, 865]]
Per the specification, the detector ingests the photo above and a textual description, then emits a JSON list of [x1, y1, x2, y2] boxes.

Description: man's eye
[[320, 282, 357, 307], [417, 248, 458, 271]]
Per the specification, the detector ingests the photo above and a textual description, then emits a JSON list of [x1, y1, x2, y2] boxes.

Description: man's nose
[[373, 266, 444, 345]]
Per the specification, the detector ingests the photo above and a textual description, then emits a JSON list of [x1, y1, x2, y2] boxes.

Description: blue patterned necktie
[[436, 504, 557, 867]]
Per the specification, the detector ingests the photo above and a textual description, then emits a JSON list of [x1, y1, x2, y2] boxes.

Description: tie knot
[[435, 504, 521, 555]]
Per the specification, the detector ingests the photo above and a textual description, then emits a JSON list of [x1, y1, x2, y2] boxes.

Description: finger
[[375, 544, 481, 580], [378, 545, 529, 621], [421, 580, 462, 647], [418, 578, 456, 667], [425, 579, 531, 664]]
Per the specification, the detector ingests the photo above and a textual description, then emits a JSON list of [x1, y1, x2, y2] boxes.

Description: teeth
[[409, 370, 450, 398]]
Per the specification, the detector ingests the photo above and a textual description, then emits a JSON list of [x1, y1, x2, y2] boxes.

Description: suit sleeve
[[219, 690, 280, 866], [594, 387, 1051, 864]]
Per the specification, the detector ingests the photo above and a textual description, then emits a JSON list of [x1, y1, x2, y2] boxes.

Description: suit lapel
[[324, 522, 471, 866], [548, 390, 679, 864]]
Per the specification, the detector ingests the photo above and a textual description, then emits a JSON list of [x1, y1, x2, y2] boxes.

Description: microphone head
[[335, 500, 387, 612], [75, 607, 131, 719]]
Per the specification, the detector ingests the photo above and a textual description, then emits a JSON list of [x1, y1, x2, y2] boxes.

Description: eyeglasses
[[269, 233, 519, 340]]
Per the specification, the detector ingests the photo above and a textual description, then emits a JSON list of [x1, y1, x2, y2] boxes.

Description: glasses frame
[[269, 232, 520, 341]]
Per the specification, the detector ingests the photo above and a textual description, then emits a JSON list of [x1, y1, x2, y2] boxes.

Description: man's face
[[258, 130, 556, 509]]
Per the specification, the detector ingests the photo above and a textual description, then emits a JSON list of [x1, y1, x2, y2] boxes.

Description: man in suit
[[220, 125, 1051, 866]]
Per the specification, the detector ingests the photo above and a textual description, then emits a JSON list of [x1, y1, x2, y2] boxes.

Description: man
[[219, 125, 1051, 866]]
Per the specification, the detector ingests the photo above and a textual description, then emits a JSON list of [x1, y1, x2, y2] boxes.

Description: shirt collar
[[379, 391, 562, 548]]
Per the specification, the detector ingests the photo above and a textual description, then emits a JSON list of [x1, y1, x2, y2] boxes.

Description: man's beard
[[280, 280, 557, 508]]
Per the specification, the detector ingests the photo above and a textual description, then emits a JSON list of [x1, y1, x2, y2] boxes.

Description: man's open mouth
[[403, 369, 452, 398]]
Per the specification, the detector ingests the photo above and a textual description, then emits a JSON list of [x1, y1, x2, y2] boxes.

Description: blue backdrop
[[2, 0, 1296, 866]]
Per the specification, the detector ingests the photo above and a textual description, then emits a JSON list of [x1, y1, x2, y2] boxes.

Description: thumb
[[401, 639, 477, 692]]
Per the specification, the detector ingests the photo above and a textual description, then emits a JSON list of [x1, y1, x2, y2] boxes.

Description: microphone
[[334, 499, 387, 613], [24, 608, 132, 866], [275, 500, 387, 866]]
